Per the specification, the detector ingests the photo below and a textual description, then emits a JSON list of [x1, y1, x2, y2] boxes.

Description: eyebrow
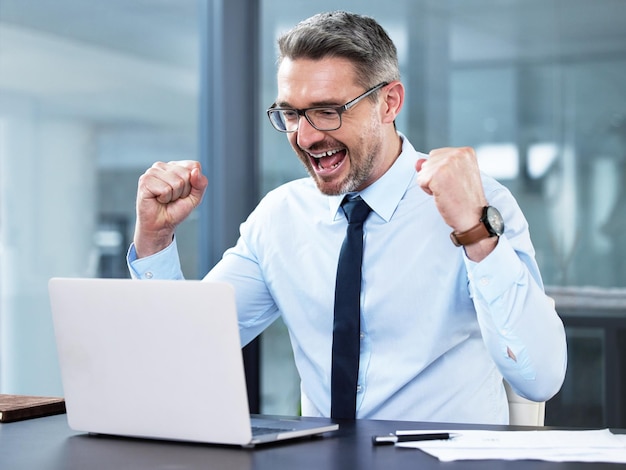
[[274, 98, 344, 108]]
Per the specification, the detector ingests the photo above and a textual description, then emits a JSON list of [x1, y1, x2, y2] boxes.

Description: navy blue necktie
[[331, 196, 372, 419]]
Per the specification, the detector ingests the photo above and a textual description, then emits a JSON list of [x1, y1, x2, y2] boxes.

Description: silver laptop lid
[[49, 278, 253, 445]]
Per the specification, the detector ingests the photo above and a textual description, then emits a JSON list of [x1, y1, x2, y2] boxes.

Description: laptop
[[48, 277, 338, 447]]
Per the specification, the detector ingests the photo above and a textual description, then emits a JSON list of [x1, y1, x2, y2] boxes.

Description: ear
[[380, 81, 404, 124]]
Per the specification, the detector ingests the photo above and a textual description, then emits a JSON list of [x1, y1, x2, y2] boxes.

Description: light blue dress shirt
[[128, 136, 567, 424]]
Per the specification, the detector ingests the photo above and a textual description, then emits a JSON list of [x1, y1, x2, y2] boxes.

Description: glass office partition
[[0, 0, 201, 395], [3, 0, 626, 427], [259, 0, 626, 426]]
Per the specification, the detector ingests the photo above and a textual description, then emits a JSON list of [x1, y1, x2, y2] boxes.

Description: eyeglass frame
[[266, 81, 389, 133]]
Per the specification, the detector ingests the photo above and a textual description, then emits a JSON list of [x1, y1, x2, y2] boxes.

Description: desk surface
[[0, 414, 622, 469]]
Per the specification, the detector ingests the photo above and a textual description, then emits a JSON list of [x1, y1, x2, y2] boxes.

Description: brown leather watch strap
[[450, 221, 491, 247]]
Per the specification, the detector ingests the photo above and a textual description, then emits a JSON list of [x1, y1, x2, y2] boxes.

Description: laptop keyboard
[[251, 425, 296, 436]]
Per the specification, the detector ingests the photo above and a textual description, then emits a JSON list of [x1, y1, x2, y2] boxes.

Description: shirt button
[[360, 331, 365, 340], [356, 384, 363, 393], [479, 277, 490, 286], [145, 272, 153, 279]]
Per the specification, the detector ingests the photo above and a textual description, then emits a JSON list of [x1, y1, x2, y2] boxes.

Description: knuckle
[[459, 146, 476, 158]]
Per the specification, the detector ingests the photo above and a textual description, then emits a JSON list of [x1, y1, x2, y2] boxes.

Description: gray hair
[[277, 11, 400, 90]]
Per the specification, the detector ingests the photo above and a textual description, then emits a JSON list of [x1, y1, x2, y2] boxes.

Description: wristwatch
[[450, 206, 504, 247]]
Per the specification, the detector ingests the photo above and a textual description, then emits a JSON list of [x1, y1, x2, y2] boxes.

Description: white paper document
[[395, 428, 626, 463]]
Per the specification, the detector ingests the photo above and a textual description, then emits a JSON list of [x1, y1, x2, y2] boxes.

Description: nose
[[296, 115, 325, 150]]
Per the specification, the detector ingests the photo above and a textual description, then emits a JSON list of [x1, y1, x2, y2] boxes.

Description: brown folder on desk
[[0, 394, 66, 423]]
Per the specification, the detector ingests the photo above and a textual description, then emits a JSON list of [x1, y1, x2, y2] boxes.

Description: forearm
[[468, 237, 567, 401], [204, 239, 280, 347]]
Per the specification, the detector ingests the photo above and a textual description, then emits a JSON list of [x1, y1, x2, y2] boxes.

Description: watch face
[[486, 206, 505, 236]]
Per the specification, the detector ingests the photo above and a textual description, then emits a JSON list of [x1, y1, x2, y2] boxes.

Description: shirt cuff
[[464, 235, 523, 303], [127, 238, 185, 280]]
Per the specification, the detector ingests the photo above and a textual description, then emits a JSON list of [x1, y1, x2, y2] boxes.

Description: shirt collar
[[328, 133, 424, 222]]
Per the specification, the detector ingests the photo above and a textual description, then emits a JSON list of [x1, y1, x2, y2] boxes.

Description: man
[[129, 11, 567, 424]]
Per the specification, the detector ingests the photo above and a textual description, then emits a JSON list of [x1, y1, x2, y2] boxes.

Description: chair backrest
[[504, 380, 545, 426]]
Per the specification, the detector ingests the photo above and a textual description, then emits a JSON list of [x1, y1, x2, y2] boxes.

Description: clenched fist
[[416, 147, 497, 260], [133, 160, 208, 258]]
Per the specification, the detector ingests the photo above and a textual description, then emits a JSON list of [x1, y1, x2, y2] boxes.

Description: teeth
[[318, 160, 341, 171], [310, 148, 340, 159]]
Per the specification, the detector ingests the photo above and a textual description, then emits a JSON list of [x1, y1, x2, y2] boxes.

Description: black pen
[[372, 432, 458, 446]]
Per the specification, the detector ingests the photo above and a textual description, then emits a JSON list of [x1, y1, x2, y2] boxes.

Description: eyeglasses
[[266, 82, 388, 133]]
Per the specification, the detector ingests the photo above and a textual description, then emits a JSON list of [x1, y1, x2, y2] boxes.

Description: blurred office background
[[1, 0, 625, 428]]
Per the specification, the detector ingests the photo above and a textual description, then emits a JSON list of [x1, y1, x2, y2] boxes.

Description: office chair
[[504, 380, 546, 426]]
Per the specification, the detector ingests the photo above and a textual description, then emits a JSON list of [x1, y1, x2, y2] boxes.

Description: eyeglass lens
[[269, 108, 340, 132]]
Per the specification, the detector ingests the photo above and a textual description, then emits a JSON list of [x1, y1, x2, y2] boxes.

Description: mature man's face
[[275, 57, 385, 195]]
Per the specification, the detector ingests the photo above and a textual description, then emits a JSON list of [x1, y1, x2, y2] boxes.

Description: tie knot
[[341, 196, 372, 224]]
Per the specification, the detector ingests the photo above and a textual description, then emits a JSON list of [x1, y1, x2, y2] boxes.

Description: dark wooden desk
[[1, 414, 623, 469]]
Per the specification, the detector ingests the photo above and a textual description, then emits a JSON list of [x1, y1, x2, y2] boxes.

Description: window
[[3, 0, 626, 428], [0, 0, 201, 394]]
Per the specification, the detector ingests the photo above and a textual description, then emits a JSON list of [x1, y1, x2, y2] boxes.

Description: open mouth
[[309, 148, 347, 173]]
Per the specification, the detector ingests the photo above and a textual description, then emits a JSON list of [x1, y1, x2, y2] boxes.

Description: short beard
[[327, 149, 376, 195], [298, 114, 381, 196]]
